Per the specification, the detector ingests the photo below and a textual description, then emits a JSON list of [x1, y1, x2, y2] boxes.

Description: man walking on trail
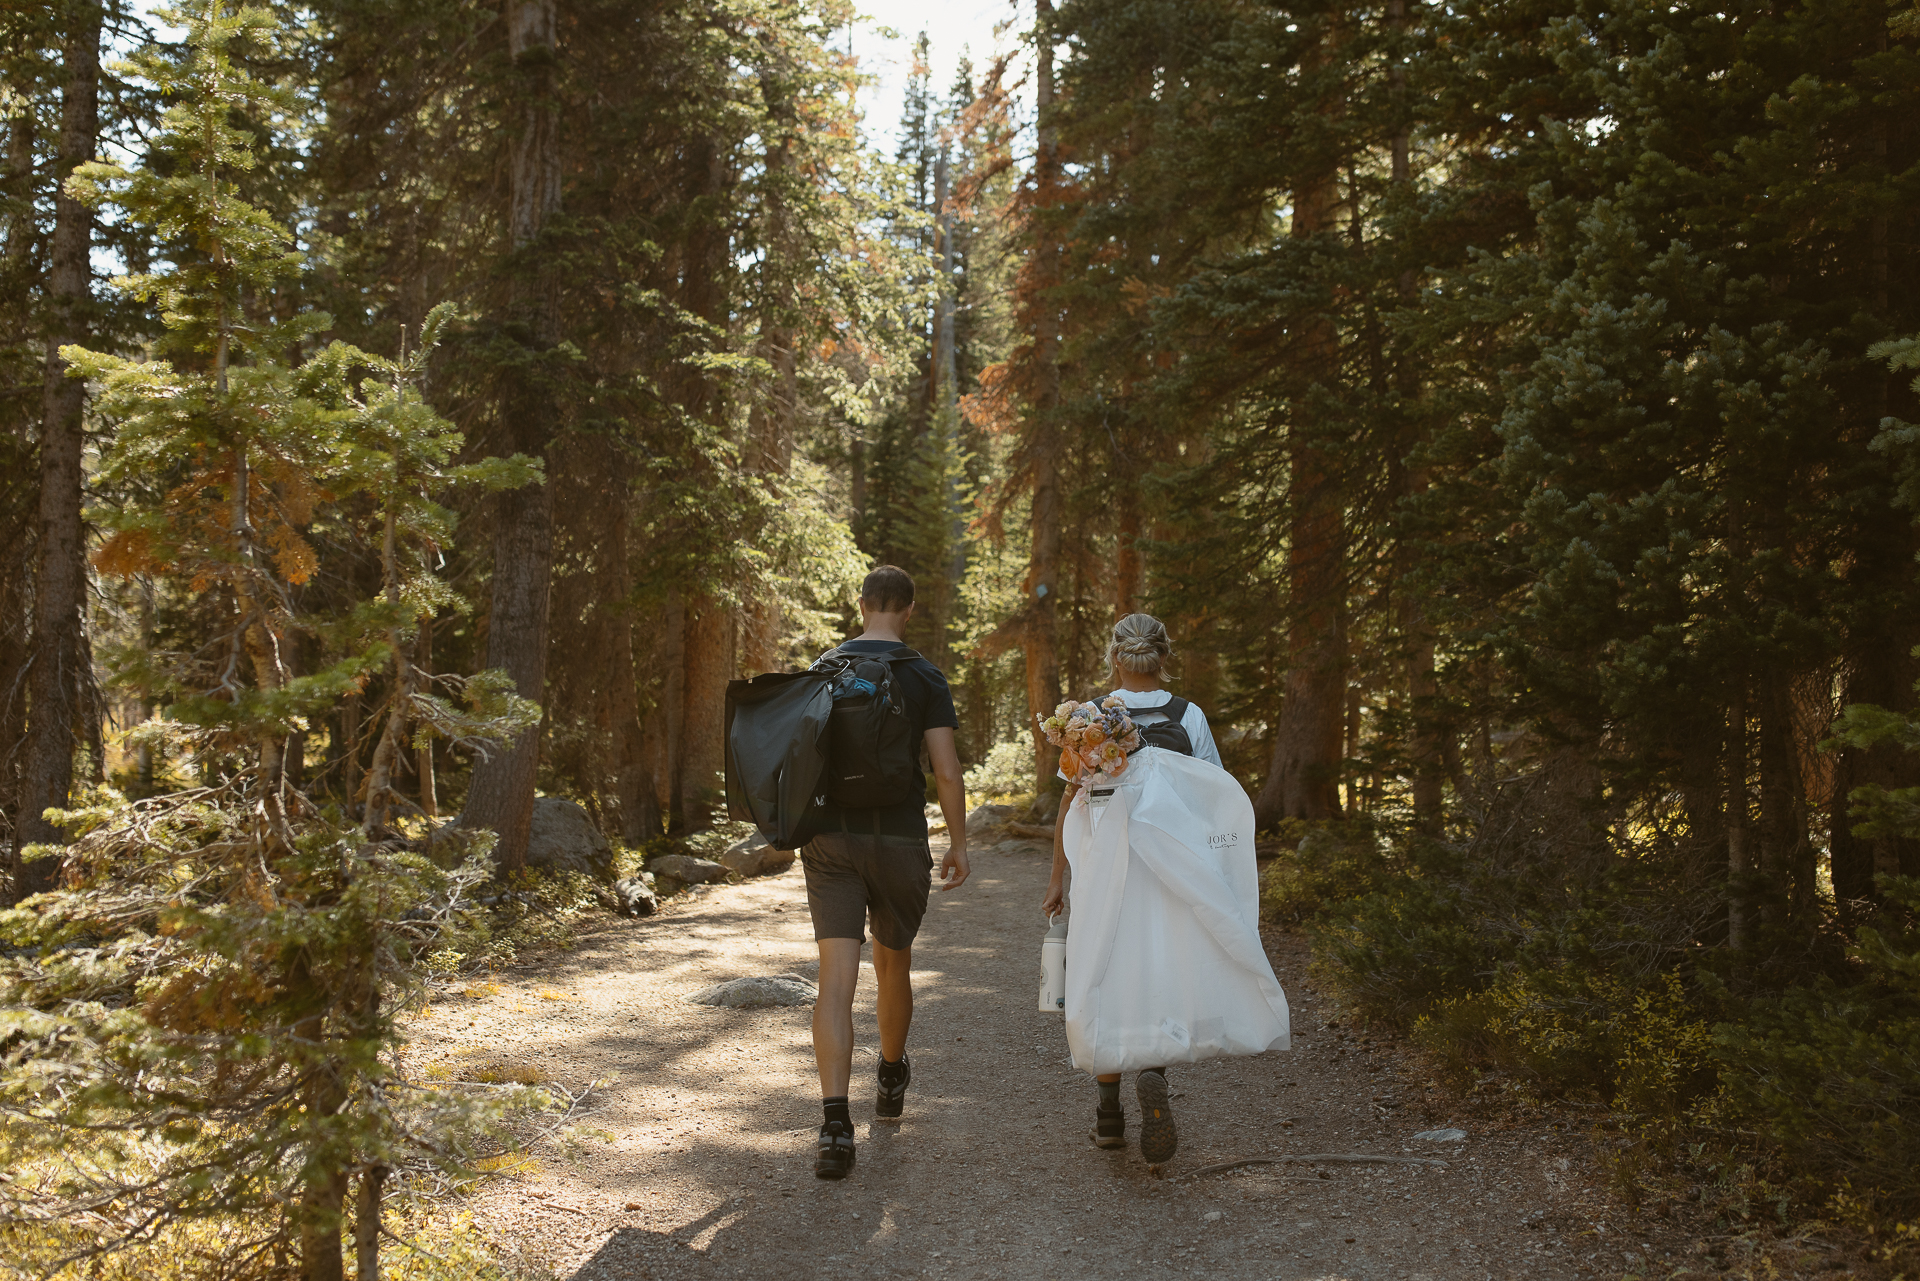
[[804, 565, 969, 1180]]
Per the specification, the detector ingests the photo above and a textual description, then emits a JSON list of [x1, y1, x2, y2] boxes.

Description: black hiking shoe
[[814, 1120, 856, 1180], [875, 1054, 910, 1120], [1136, 1069, 1178, 1165], [1091, 1104, 1127, 1149]]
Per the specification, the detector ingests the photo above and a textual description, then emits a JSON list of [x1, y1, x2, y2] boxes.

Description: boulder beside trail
[[601, 876, 658, 918], [523, 797, 616, 884], [719, 833, 796, 878], [964, 802, 1018, 831], [687, 974, 817, 1008], [648, 854, 728, 897]]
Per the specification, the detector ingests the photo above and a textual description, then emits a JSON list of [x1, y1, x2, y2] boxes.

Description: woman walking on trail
[[1040, 614, 1291, 1166]]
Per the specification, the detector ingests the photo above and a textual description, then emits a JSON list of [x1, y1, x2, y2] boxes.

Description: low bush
[[1284, 764, 1920, 1228], [1258, 818, 1407, 925], [966, 738, 1037, 802], [1713, 877, 1920, 1213], [1415, 966, 1720, 1121]]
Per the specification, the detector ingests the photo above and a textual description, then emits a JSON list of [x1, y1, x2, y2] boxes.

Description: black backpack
[[1132, 696, 1194, 755], [813, 644, 925, 809], [725, 669, 834, 849]]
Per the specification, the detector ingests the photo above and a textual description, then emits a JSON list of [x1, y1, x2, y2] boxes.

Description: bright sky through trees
[[856, 0, 1024, 149]]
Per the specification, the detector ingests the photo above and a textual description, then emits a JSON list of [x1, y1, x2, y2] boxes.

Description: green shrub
[[1258, 818, 1405, 925], [1415, 966, 1719, 1118], [965, 738, 1036, 802], [1713, 876, 1920, 1213], [1315, 876, 1494, 1028]]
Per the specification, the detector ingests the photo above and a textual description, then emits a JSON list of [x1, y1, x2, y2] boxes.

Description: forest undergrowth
[[1265, 774, 1920, 1278]]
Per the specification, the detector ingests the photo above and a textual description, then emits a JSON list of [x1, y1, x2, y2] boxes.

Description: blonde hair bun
[[1108, 613, 1173, 675]]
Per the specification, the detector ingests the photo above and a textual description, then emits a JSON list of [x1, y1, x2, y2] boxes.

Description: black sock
[[823, 1096, 850, 1127], [878, 1055, 908, 1085], [1097, 1080, 1120, 1111]]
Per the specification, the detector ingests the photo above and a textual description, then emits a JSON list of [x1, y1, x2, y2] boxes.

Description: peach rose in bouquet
[[1038, 697, 1143, 785]]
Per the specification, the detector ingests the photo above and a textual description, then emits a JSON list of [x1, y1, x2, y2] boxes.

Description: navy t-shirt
[[810, 638, 958, 840]]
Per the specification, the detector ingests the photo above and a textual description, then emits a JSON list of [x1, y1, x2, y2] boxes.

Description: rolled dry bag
[[725, 669, 833, 849]]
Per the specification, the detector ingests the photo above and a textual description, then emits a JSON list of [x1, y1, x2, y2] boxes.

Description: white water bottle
[[1038, 915, 1068, 1012]]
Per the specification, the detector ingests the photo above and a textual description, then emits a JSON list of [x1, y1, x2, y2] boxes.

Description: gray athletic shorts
[[801, 827, 933, 950]]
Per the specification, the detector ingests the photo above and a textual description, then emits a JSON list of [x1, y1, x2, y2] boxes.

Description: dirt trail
[[409, 837, 1690, 1280]]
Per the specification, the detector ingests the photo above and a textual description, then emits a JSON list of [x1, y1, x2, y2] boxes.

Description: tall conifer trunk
[[15, 3, 101, 897], [414, 619, 435, 816], [3, 99, 38, 831], [1255, 27, 1346, 827], [462, 0, 561, 871], [671, 139, 731, 834], [602, 453, 657, 841], [742, 82, 797, 676], [1385, 0, 1443, 830], [1022, 0, 1065, 792]]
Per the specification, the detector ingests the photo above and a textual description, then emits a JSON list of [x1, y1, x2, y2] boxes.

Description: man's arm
[[1041, 781, 1079, 916], [925, 727, 969, 890]]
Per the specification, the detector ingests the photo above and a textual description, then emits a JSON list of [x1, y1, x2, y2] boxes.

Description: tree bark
[[1255, 441, 1347, 825], [601, 461, 656, 842], [464, 482, 552, 869], [676, 598, 731, 833], [1254, 54, 1347, 828], [1022, 0, 1065, 792], [1831, 518, 1920, 906], [1727, 682, 1750, 952], [1757, 675, 1811, 928], [461, 0, 560, 873], [14, 3, 100, 899], [1385, 0, 1442, 830], [353, 1165, 385, 1281], [415, 618, 436, 817]]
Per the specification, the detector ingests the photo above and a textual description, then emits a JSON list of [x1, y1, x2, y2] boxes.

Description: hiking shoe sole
[[1091, 1106, 1127, 1149], [814, 1123, 856, 1180], [1136, 1070, 1177, 1165], [875, 1054, 910, 1120]]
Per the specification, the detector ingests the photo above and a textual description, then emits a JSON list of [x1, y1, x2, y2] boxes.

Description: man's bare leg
[[813, 938, 862, 1098], [872, 940, 912, 1061]]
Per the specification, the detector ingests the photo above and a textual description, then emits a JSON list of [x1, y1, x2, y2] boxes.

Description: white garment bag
[[1061, 747, 1291, 1074]]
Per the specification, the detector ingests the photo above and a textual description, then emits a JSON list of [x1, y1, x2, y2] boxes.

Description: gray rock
[[523, 797, 616, 883], [650, 853, 728, 886], [1411, 1128, 1468, 1142], [719, 833, 796, 878], [687, 974, 818, 1008], [606, 876, 657, 918], [965, 802, 1017, 830]]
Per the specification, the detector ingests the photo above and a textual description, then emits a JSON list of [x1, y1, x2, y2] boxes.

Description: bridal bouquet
[[1040, 696, 1145, 784]]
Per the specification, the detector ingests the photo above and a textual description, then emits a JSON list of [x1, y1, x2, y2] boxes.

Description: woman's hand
[[1041, 880, 1065, 917]]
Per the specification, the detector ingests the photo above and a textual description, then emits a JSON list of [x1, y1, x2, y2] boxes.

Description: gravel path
[[408, 837, 1688, 1280]]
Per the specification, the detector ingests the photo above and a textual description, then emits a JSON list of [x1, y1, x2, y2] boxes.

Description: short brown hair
[[860, 565, 915, 613]]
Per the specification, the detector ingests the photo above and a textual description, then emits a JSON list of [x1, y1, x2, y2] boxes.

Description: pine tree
[[2, 6, 538, 1276]]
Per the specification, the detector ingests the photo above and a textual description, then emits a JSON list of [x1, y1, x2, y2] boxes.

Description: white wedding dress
[[1061, 747, 1291, 1074]]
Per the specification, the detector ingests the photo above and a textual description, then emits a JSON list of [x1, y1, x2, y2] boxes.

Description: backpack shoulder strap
[[816, 644, 921, 665], [1160, 696, 1191, 723]]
